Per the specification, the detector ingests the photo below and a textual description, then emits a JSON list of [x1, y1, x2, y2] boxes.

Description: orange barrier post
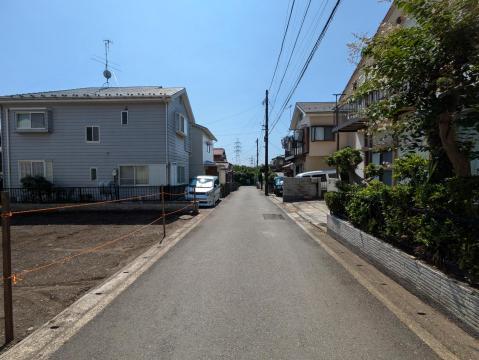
[[1, 192, 14, 344]]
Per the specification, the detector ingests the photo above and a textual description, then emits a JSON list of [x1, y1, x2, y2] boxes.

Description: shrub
[[392, 154, 429, 186], [325, 191, 346, 217], [21, 175, 53, 191], [345, 180, 389, 236], [381, 184, 418, 249], [364, 163, 384, 180], [327, 147, 363, 183], [413, 180, 479, 283]]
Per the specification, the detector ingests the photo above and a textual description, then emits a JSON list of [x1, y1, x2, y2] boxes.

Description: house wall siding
[[2, 102, 168, 187], [308, 113, 337, 158], [189, 126, 203, 178], [167, 96, 191, 183]]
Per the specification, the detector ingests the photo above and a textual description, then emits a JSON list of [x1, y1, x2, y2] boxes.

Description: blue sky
[[1, 0, 390, 165]]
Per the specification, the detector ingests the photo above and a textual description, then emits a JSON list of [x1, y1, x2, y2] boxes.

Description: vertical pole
[[193, 186, 198, 214], [264, 90, 269, 196], [161, 186, 166, 242], [333, 93, 344, 177], [2, 192, 14, 344], [256, 138, 259, 168]]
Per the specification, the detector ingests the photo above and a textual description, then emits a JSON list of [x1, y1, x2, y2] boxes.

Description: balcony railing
[[334, 90, 386, 132]]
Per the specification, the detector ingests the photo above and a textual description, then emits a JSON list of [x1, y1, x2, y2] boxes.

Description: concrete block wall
[[283, 177, 320, 202], [327, 215, 479, 336]]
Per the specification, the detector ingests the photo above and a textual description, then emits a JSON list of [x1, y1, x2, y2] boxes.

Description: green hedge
[[326, 178, 479, 285]]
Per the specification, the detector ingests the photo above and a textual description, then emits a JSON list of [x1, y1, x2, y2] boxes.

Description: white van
[[295, 170, 339, 192], [186, 175, 221, 207]]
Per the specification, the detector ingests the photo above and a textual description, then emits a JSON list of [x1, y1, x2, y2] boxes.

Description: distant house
[[213, 148, 227, 162], [270, 155, 285, 172], [0, 86, 195, 188], [189, 123, 217, 178], [212, 148, 233, 186], [282, 102, 337, 176]]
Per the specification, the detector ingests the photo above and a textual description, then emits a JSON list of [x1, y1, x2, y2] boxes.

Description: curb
[[266, 194, 477, 360], [269, 195, 327, 232], [0, 207, 216, 360]]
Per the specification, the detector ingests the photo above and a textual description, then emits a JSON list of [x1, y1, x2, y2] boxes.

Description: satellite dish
[[103, 69, 112, 80]]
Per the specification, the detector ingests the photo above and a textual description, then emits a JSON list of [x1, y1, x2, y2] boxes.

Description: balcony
[[333, 90, 384, 133], [282, 130, 308, 160]]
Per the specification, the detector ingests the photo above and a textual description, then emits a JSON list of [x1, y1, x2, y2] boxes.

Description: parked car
[[295, 170, 339, 192], [186, 175, 221, 207], [273, 176, 284, 196]]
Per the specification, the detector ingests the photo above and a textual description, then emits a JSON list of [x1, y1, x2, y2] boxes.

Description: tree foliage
[[355, 0, 479, 178], [327, 147, 363, 183], [233, 165, 258, 185]]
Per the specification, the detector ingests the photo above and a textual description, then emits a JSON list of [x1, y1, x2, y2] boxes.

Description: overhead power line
[[207, 103, 261, 125], [270, 0, 312, 114], [269, 0, 342, 135], [268, 0, 296, 91]]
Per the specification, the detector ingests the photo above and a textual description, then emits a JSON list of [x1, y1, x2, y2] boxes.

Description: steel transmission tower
[[233, 138, 242, 164]]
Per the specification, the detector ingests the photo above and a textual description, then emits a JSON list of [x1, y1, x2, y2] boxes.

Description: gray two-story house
[[0, 86, 195, 188]]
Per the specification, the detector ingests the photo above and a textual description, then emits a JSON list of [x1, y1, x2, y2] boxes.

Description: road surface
[[51, 187, 437, 359]]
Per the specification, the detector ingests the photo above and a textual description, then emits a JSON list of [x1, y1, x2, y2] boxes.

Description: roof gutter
[[0, 97, 171, 105]]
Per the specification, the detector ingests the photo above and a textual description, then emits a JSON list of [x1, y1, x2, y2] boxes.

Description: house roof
[[0, 86, 196, 123], [193, 123, 217, 141], [290, 102, 336, 129], [0, 86, 184, 100], [213, 148, 225, 155], [296, 102, 336, 113]]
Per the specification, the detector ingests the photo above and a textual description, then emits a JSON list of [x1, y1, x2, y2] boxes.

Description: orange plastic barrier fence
[[2, 202, 196, 284]]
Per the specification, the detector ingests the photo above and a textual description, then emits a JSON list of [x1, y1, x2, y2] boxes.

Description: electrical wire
[[269, 0, 342, 135], [270, 0, 312, 114], [268, 0, 297, 91]]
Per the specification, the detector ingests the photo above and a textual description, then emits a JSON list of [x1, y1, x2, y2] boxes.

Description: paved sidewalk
[[270, 195, 329, 231]]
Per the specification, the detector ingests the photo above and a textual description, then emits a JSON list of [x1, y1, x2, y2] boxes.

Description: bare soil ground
[[0, 209, 200, 348]]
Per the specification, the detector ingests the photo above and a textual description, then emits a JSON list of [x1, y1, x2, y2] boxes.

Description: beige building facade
[[282, 102, 339, 176]]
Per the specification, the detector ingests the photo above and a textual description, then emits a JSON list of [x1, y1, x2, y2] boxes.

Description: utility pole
[[264, 90, 269, 196], [333, 93, 345, 178], [256, 138, 259, 168], [333, 93, 344, 151]]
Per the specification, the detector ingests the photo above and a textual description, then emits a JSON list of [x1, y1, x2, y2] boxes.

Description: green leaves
[[354, 0, 479, 177], [327, 147, 362, 172]]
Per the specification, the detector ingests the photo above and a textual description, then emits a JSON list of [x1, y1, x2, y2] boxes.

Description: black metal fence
[[3, 185, 188, 204]]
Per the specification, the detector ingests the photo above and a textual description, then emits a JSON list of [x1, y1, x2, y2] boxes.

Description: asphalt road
[[51, 187, 438, 359]]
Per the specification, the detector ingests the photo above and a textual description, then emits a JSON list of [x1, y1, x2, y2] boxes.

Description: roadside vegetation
[[326, 0, 479, 285]]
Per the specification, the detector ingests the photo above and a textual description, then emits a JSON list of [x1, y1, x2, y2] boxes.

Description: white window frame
[[15, 111, 48, 131], [176, 113, 187, 136], [121, 110, 128, 126], [90, 167, 98, 181], [206, 142, 211, 153], [18, 160, 46, 181], [118, 164, 150, 186], [85, 126, 100, 143], [177, 165, 186, 184]]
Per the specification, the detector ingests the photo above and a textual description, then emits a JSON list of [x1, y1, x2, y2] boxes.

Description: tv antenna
[[91, 39, 122, 87], [102, 40, 113, 87]]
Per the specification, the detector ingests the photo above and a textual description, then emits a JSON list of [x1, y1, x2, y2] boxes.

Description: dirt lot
[[0, 209, 201, 348]]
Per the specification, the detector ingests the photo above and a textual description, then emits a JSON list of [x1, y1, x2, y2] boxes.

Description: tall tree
[[355, 0, 479, 177]]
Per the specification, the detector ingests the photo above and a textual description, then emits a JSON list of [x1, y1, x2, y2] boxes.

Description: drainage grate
[[263, 214, 285, 220]]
